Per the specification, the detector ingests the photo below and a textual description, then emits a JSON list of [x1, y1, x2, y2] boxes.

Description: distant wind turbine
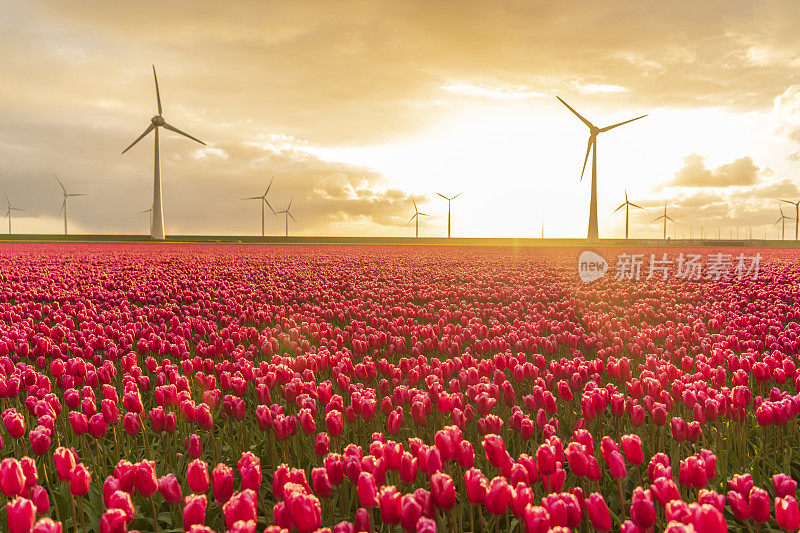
[[3, 194, 23, 234], [774, 207, 794, 240], [556, 96, 647, 241], [276, 198, 297, 237], [612, 190, 645, 239], [436, 192, 462, 238], [780, 199, 800, 240], [651, 202, 676, 239], [54, 175, 86, 236], [138, 206, 153, 235], [244, 177, 277, 237], [408, 198, 430, 238], [122, 66, 205, 240]]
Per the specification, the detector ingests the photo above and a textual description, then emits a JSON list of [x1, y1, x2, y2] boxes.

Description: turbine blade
[[779, 199, 796, 205], [54, 174, 66, 193], [630, 202, 645, 210], [419, 212, 431, 217], [650, 215, 664, 223], [265, 200, 277, 214], [153, 65, 162, 115], [613, 203, 626, 213], [67, 193, 87, 197], [412, 198, 417, 211], [555, 96, 594, 129], [122, 123, 156, 154], [244, 196, 262, 200], [408, 214, 417, 224], [287, 197, 293, 210], [161, 122, 205, 146], [452, 192, 463, 199], [138, 208, 152, 214], [265, 176, 274, 196], [57, 200, 64, 216], [580, 137, 594, 181], [436, 193, 447, 200], [289, 213, 297, 223], [667, 216, 677, 223], [599, 114, 648, 132]]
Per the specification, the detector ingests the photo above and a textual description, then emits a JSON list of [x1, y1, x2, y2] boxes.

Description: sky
[[3, 0, 800, 238]]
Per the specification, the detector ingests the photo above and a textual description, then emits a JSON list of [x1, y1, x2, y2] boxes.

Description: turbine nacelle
[[151, 115, 165, 126]]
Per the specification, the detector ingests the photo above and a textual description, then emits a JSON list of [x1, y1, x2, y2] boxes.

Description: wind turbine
[[408, 198, 430, 238], [774, 207, 794, 240], [54, 175, 86, 236], [276, 198, 296, 237], [556, 96, 647, 241], [122, 66, 205, 240], [651, 202, 676, 239], [3, 194, 23, 234], [244, 177, 277, 237], [436, 192, 462, 238], [780, 199, 800, 240], [612, 190, 645, 239], [138, 206, 153, 235]]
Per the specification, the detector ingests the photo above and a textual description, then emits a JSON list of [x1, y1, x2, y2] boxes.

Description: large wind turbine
[[3, 195, 23, 234], [54, 175, 86, 236], [139, 206, 153, 235], [556, 97, 647, 241], [408, 198, 430, 238], [612, 190, 645, 239], [651, 202, 676, 239], [774, 207, 794, 240], [122, 66, 205, 240], [780, 199, 800, 240], [244, 177, 276, 237], [436, 192, 462, 238], [276, 198, 296, 237]]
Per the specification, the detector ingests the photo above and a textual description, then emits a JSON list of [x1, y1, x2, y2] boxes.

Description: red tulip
[[311, 467, 334, 499], [158, 474, 183, 505], [30, 485, 49, 515], [378, 485, 402, 524], [315, 432, 330, 456], [585, 493, 612, 531], [430, 471, 455, 510], [630, 487, 655, 530], [69, 463, 91, 497], [212, 463, 235, 506], [53, 448, 76, 482], [187, 459, 210, 494], [621, 434, 644, 465], [107, 490, 135, 523], [691, 503, 727, 533], [238, 452, 262, 492], [32, 518, 63, 533], [7, 496, 36, 533], [485, 476, 511, 515], [0, 458, 26, 496], [776, 496, 799, 531], [223, 489, 257, 529], [99, 508, 127, 533], [183, 494, 207, 531], [134, 460, 158, 497], [356, 472, 378, 507], [523, 505, 551, 533], [774, 474, 797, 498]]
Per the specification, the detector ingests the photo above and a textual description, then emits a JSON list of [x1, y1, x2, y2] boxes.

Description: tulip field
[[3, 242, 800, 533]]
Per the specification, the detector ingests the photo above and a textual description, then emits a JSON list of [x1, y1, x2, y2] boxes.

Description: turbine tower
[[436, 192, 462, 238], [139, 206, 154, 235], [54, 175, 86, 236], [408, 198, 430, 238], [774, 207, 794, 240], [556, 97, 647, 241], [276, 198, 297, 237], [651, 202, 676, 239], [244, 177, 276, 237], [3, 194, 23, 234], [780, 199, 800, 240], [612, 190, 645, 239], [122, 66, 205, 240]]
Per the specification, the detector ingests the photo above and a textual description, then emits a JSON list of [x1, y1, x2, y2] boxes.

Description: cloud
[[669, 153, 760, 187], [441, 83, 547, 100]]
